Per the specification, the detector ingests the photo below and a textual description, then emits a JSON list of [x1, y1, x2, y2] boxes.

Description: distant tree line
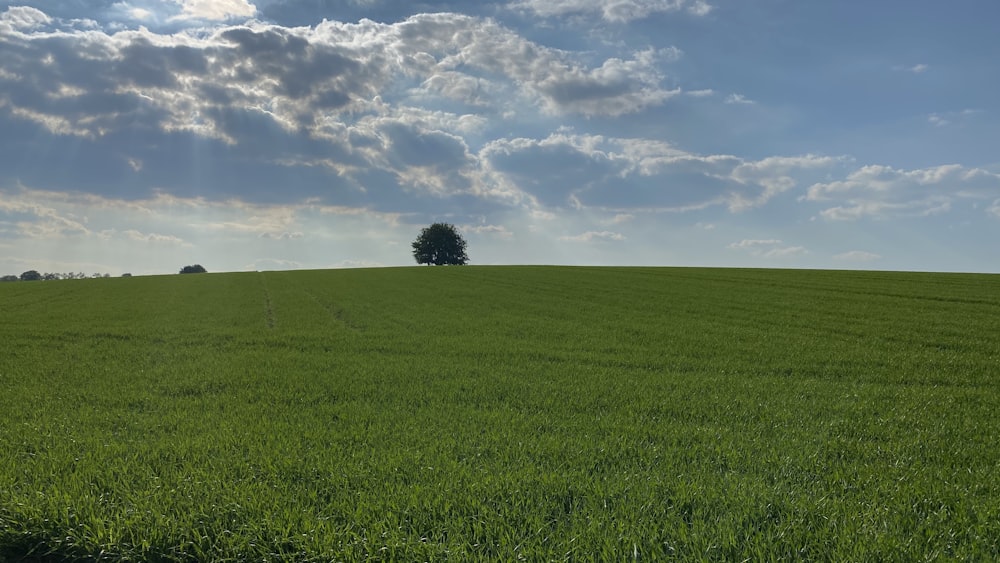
[[0, 270, 114, 282], [1, 265, 205, 281]]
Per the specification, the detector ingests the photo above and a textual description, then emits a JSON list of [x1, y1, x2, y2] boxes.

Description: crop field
[[1, 266, 1000, 561]]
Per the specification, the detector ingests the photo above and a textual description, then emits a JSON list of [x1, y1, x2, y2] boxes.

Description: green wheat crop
[[1, 266, 999, 561]]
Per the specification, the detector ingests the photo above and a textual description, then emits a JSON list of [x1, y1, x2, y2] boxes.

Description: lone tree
[[19, 270, 42, 281], [412, 223, 469, 266], [180, 264, 207, 274]]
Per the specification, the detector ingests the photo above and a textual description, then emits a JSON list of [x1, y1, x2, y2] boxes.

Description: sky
[[1, 0, 999, 276]]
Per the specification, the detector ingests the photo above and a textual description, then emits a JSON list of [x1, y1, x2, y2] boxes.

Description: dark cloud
[[379, 122, 470, 170], [1, 30, 116, 95], [540, 78, 633, 106], [219, 27, 363, 103], [483, 139, 616, 207], [0, 5, 681, 226], [117, 38, 208, 88]]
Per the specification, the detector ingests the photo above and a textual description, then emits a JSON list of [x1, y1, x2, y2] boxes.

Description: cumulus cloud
[[0, 8, 682, 223], [532, 48, 679, 116], [511, 0, 712, 22], [483, 133, 845, 212], [0, 9, 677, 153], [172, 0, 257, 21], [481, 133, 621, 208], [126, 7, 155, 21], [806, 164, 1000, 220], [0, 6, 52, 30]]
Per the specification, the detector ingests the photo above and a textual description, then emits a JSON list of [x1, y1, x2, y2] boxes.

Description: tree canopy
[[412, 223, 469, 266], [180, 265, 208, 274]]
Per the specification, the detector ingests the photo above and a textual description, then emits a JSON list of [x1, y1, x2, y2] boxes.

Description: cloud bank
[[1, 2, 998, 274]]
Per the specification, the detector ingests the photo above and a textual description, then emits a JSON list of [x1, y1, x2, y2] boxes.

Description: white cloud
[[129, 7, 154, 21], [0, 10, 678, 157], [528, 47, 680, 116], [806, 164, 1000, 220], [483, 133, 844, 213], [686, 89, 715, 97], [728, 154, 846, 211], [511, 0, 712, 22], [0, 6, 51, 30], [559, 230, 626, 242], [171, 0, 257, 21], [725, 93, 755, 105]]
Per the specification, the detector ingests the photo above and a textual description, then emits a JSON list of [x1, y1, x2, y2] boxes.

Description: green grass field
[[2, 266, 999, 561]]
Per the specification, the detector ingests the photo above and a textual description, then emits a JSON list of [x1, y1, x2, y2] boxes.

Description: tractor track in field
[[287, 278, 363, 332], [258, 272, 276, 329]]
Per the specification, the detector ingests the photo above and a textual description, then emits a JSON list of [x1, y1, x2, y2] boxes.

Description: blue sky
[[1, 0, 998, 275]]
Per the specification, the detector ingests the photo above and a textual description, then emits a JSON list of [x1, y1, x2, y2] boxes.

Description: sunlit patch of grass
[[2, 267, 1000, 560]]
